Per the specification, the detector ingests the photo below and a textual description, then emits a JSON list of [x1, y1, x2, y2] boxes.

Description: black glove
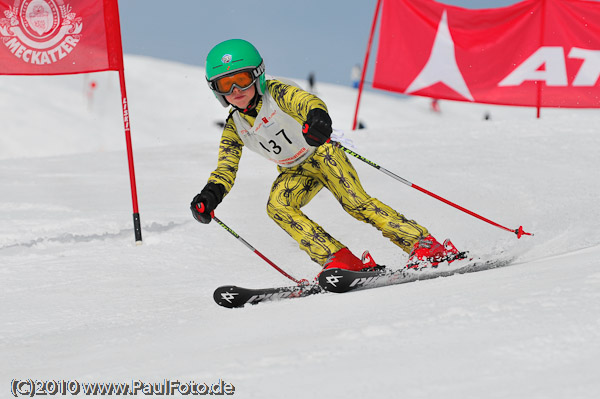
[[302, 108, 332, 147], [190, 182, 226, 224]]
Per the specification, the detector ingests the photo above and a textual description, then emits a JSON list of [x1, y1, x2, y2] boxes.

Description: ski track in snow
[[1, 55, 599, 398]]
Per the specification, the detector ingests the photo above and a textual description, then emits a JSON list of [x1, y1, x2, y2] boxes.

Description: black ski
[[318, 255, 516, 293], [214, 255, 516, 308], [213, 283, 324, 308]]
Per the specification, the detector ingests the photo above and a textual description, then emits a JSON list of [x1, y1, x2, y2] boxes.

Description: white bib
[[232, 92, 315, 168]]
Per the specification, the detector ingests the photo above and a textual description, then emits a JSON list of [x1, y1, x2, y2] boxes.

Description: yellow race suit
[[207, 79, 428, 266]]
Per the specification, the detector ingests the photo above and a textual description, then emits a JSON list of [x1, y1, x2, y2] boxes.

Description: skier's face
[[225, 84, 256, 109]]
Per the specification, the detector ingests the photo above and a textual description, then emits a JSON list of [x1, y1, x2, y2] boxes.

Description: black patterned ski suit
[[207, 80, 428, 266]]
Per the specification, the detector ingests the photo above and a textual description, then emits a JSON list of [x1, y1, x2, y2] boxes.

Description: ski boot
[[360, 250, 386, 272], [322, 247, 384, 272], [406, 235, 463, 269]]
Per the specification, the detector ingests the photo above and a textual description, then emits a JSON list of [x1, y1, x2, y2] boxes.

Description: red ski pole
[[196, 204, 307, 285], [333, 142, 533, 239]]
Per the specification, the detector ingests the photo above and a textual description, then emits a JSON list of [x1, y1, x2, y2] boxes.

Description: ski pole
[[332, 142, 533, 239], [196, 204, 306, 285]]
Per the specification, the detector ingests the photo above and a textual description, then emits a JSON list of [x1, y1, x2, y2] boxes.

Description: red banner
[[0, 0, 141, 243], [373, 0, 600, 108], [0, 0, 123, 75]]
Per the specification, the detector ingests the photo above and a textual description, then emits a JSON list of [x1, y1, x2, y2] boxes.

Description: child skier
[[191, 39, 459, 272]]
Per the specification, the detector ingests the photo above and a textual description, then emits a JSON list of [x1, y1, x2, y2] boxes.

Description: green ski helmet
[[206, 39, 266, 107]]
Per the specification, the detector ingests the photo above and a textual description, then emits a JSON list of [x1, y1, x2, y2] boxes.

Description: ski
[[213, 283, 324, 308], [214, 255, 516, 308], [318, 255, 516, 294]]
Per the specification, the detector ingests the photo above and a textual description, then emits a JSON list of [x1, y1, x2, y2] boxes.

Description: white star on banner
[[405, 10, 474, 101]]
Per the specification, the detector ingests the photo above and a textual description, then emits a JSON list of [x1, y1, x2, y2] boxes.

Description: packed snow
[[1, 55, 599, 398]]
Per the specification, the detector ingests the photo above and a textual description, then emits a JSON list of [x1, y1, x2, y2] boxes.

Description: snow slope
[[1, 55, 599, 398]]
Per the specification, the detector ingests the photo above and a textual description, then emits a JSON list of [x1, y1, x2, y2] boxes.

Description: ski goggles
[[210, 70, 256, 95]]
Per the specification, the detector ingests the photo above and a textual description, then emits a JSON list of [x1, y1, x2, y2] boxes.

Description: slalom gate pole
[[112, 0, 142, 245], [332, 142, 533, 239], [196, 204, 305, 285], [118, 69, 143, 245], [352, 0, 382, 130]]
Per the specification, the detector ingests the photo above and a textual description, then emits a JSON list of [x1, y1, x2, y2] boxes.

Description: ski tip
[[317, 268, 349, 293], [213, 285, 242, 309]]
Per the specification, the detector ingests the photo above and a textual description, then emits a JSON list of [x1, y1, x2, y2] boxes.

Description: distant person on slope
[[190, 39, 460, 272]]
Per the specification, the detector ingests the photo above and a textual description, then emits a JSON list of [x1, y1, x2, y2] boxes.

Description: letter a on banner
[[0, 0, 143, 244]]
